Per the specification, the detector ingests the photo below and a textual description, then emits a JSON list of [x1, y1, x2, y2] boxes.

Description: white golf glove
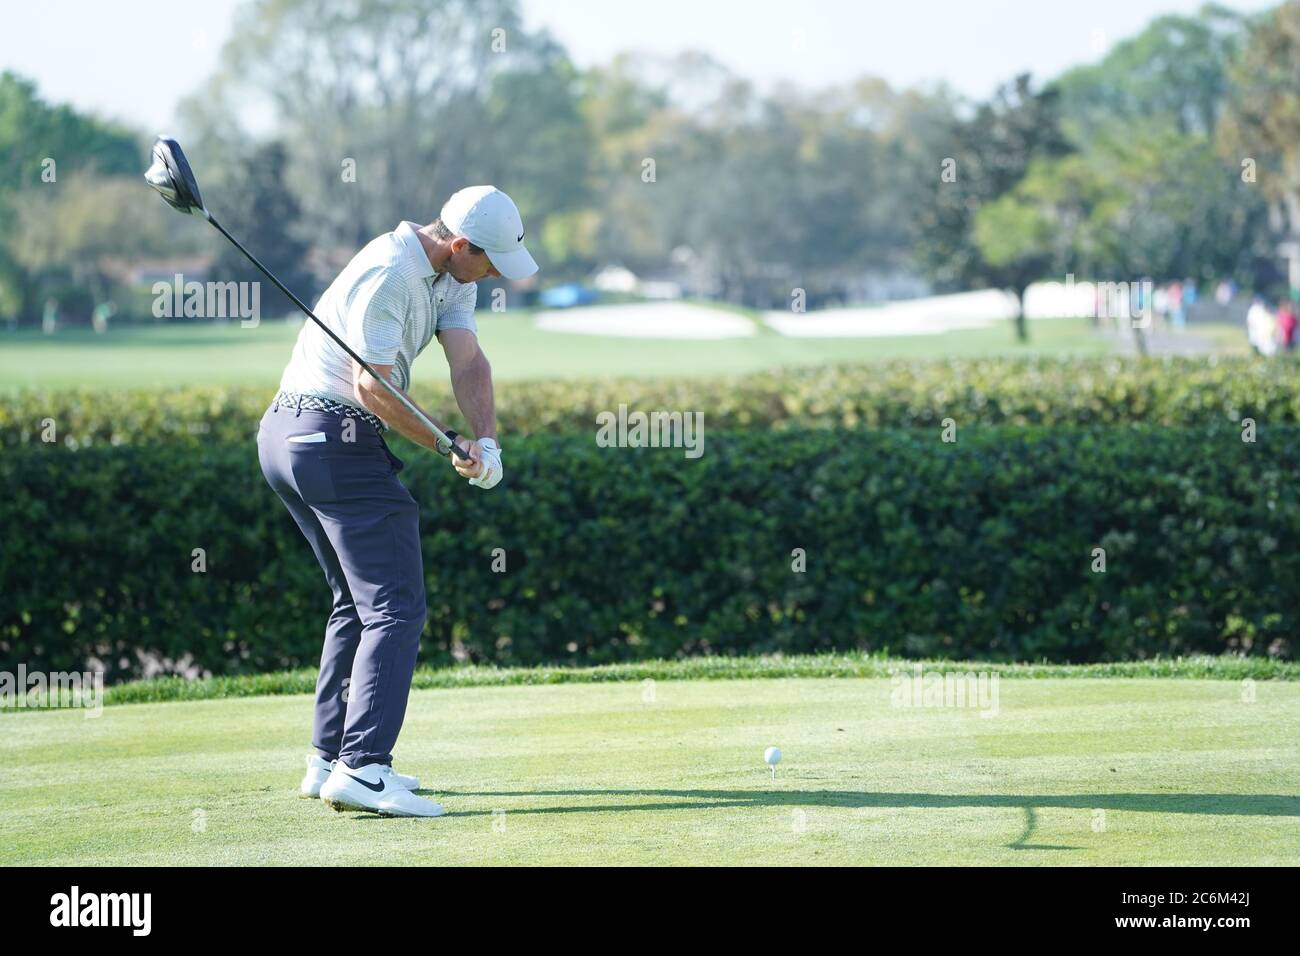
[[467, 437, 503, 490]]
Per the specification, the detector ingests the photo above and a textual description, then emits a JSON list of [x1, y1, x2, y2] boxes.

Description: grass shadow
[[1007, 806, 1080, 851], [428, 788, 1298, 821]]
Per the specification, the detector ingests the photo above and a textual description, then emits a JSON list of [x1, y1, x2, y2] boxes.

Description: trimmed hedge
[[5, 355, 1300, 449], [2, 425, 1295, 681]]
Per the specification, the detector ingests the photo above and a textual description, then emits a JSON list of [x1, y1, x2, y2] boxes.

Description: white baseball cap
[[440, 185, 538, 280]]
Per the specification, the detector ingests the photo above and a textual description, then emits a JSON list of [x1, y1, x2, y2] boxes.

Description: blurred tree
[[475, 51, 594, 278], [912, 74, 1073, 340], [976, 124, 1269, 291], [186, 0, 591, 269], [1052, 5, 1248, 140], [688, 105, 806, 304], [6, 176, 178, 323], [0, 71, 139, 189], [974, 156, 1100, 279], [577, 53, 726, 282], [0, 72, 142, 323], [210, 141, 314, 317], [575, 54, 945, 307], [1043, 3, 1275, 292], [817, 79, 963, 297], [850, 79, 965, 274], [1219, 0, 1300, 295]]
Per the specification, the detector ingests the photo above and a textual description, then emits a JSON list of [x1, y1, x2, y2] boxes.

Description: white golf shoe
[[319, 761, 444, 817], [300, 755, 421, 799], [300, 755, 334, 798]]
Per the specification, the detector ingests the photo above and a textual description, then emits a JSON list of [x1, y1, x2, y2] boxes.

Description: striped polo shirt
[[278, 221, 477, 410]]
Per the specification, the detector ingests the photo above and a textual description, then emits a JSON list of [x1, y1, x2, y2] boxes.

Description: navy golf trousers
[[256, 402, 426, 768]]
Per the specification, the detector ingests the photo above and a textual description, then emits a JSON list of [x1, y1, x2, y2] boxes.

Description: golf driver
[[144, 136, 473, 462]]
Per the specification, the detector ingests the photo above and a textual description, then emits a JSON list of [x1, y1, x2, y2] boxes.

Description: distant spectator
[[1215, 279, 1236, 306], [1247, 296, 1277, 357], [1278, 300, 1298, 351], [92, 301, 116, 335], [1168, 280, 1185, 330]]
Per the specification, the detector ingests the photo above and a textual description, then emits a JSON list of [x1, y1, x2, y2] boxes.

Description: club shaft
[[205, 213, 472, 461]]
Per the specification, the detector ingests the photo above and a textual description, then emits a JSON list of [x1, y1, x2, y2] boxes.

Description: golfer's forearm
[[451, 352, 497, 441], [355, 373, 448, 453]]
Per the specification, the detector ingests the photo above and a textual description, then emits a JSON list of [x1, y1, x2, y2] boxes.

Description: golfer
[[256, 186, 537, 817]]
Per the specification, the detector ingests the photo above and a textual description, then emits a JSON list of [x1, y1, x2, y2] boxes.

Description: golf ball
[[764, 746, 782, 766]]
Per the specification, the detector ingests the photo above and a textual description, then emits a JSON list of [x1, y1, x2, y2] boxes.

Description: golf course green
[[0, 314, 1118, 391], [3, 673, 1295, 866]]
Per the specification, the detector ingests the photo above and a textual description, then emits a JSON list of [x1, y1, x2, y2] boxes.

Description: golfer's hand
[[453, 437, 503, 490]]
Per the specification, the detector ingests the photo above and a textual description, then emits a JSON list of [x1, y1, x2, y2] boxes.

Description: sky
[[0, 0, 1278, 132]]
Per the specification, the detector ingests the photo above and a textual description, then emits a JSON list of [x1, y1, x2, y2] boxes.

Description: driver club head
[[145, 136, 206, 216]]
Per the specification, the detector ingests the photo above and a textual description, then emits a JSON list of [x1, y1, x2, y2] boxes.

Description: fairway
[[0, 314, 1116, 391], [3, 676, 1295, 866]]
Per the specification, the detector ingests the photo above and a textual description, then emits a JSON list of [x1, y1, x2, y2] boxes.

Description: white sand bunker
[[534, 302, 757, 339], [764, 290, 1020, 338]]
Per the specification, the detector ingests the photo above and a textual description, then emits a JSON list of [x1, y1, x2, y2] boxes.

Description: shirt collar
[[395, 221, 437, 280]]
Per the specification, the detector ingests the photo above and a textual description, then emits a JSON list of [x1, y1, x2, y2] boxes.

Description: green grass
[[2, 673, 1295, 865], [0, 314, 1114, 391], [86, 654, 1300, 705], [1190, 321, 1253, 354]]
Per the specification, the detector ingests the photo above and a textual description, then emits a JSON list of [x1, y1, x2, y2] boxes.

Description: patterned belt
[[273, 390, 386, 433]]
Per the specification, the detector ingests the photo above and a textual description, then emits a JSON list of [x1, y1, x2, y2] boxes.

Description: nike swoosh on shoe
[[341, 771, 386, 793]]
